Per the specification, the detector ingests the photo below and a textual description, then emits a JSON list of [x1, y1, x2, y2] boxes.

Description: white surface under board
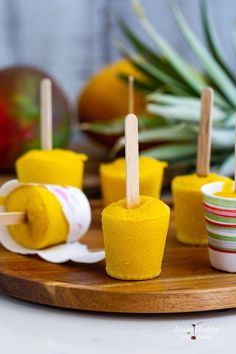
[[0, 294, 236, 354]]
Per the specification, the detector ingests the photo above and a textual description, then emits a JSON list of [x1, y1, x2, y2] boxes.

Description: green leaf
[[173, 4, 236, 107], [119, 19, 191, 84], [118, 73, 156, 93], [140, 143, 197, 161], [146, 102, 223, 122], [117, 42, 192, 95], [79, 115, 166, 136], [212, 128, 235, 149], [147, 92, 224, 116], [80, 118, 125, 135], [110, 124, 196, 157], [132, 0, 208, 96], [201, 0, 236, 84], [147, 92, 201, 106]]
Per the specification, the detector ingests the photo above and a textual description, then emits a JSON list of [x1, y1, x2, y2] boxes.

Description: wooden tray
[[0, 200, 236, 313]]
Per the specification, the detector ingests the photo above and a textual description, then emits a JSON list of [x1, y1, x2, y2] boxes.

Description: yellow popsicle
[[100, 156, 167, 205], [16, 149, 87, 188], [6, 185, 68, 249], [172, 173, 231, 245], [214, 180, 235, 197], [102, 196, 170, 280]]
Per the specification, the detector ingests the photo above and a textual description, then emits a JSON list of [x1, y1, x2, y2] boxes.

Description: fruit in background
[[78, 59, 145, 122], [78, 59, 145, 145], [0, 66, 71, 171]]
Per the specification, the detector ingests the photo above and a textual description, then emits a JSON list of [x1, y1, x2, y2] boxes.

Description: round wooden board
[[0, 200, 236, 313]]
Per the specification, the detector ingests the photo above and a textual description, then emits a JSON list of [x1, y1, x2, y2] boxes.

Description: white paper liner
[[0, 180, 105, 264]]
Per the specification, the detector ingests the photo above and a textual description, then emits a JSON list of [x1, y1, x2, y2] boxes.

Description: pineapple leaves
[[200, 0, 236, 84], [80, 115, 165, 136], [146, 93, 224, 122], [118, 19, 193, 86], [110, 124, 196, 158], [131, 0, 207, 95], [172, 4, 236, 108], [140, 144, 197, 161], [117, 42, 194, 95]]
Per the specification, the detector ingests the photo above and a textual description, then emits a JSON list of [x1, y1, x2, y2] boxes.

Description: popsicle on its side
[[0, 181, 91, 250]]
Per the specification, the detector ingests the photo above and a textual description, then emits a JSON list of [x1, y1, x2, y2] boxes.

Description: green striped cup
[[201, 181, 236, 273]]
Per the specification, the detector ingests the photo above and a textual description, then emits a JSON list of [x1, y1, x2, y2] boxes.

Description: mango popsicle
[[16, 79, 87, 188], [3, 182, 91, 249], [102, 195, 169, 280], [100, 157, 167, 206], [102, 105, 170, 280], [172, 88, 231, 245], [172, 173, 230, 245], [16, 149, 87, 188]]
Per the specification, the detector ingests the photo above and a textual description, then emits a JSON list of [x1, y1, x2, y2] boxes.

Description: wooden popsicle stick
[[40, 78, 52, 150], [196, 87, 214, 177], [125, 113, 140, 208], [128, 75, 134, 114], [0, 212, 26, 226]]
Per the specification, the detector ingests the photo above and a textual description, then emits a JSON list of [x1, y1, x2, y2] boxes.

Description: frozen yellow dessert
[[214, 180, 235, 198], [172, 173, 231, 245], [6, 185, 68, 249], [100, 157, 167, 205], [3, 181, 91, 250], [102, 196, 170, 280], [16, 149, 87, 188]]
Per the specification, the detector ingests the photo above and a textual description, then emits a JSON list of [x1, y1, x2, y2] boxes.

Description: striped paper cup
[[201, 181, 236, 272]]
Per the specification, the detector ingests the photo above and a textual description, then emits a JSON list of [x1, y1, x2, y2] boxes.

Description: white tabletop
[[0, 294, 236, 354]]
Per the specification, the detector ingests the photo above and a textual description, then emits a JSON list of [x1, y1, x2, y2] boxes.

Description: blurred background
[[0, 0, 235, 103]]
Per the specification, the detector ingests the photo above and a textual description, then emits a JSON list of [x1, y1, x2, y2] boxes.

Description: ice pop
[[172, 88, 231, 245], [100, 156, 167, 206], [16, 149, 87, 188], [1, 181, 91, 249], [102, 79, 170, 280], [102, 195, 170, 280], [16, 79, 87, 188], [172, 173, 230, 245]]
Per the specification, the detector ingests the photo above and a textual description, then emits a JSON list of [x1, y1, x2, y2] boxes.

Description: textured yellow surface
[[6, 186, 68, 249], [16, 149, 87, 188], [215, 180, 236, 198], [100, 157, 167, 206], [102, 196, 170, 280], [172, 173, 231, 245]]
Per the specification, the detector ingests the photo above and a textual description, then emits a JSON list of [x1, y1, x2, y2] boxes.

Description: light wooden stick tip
[[128, 75, 134, 114], [40, 78, 53, 151], [0, 212, 27, 226], [125, 113, 140, 209], [196, 87, 214, 177]]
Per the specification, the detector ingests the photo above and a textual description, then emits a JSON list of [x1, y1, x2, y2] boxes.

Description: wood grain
[[125, 113, 140, 208], [0, 211, 26, 225], [196, 87, 213, 177], [40, 78, 52, 150], [0, 200, 236, 313]]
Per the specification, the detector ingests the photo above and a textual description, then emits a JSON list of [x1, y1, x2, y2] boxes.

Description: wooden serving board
[[0, 200, 236, 313]]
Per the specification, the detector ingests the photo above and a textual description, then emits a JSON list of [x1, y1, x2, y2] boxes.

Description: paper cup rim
[[201, 181, 236, 202]]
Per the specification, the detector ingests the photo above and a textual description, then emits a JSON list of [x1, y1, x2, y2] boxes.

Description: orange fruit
[[78, 59, 145, 124]]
